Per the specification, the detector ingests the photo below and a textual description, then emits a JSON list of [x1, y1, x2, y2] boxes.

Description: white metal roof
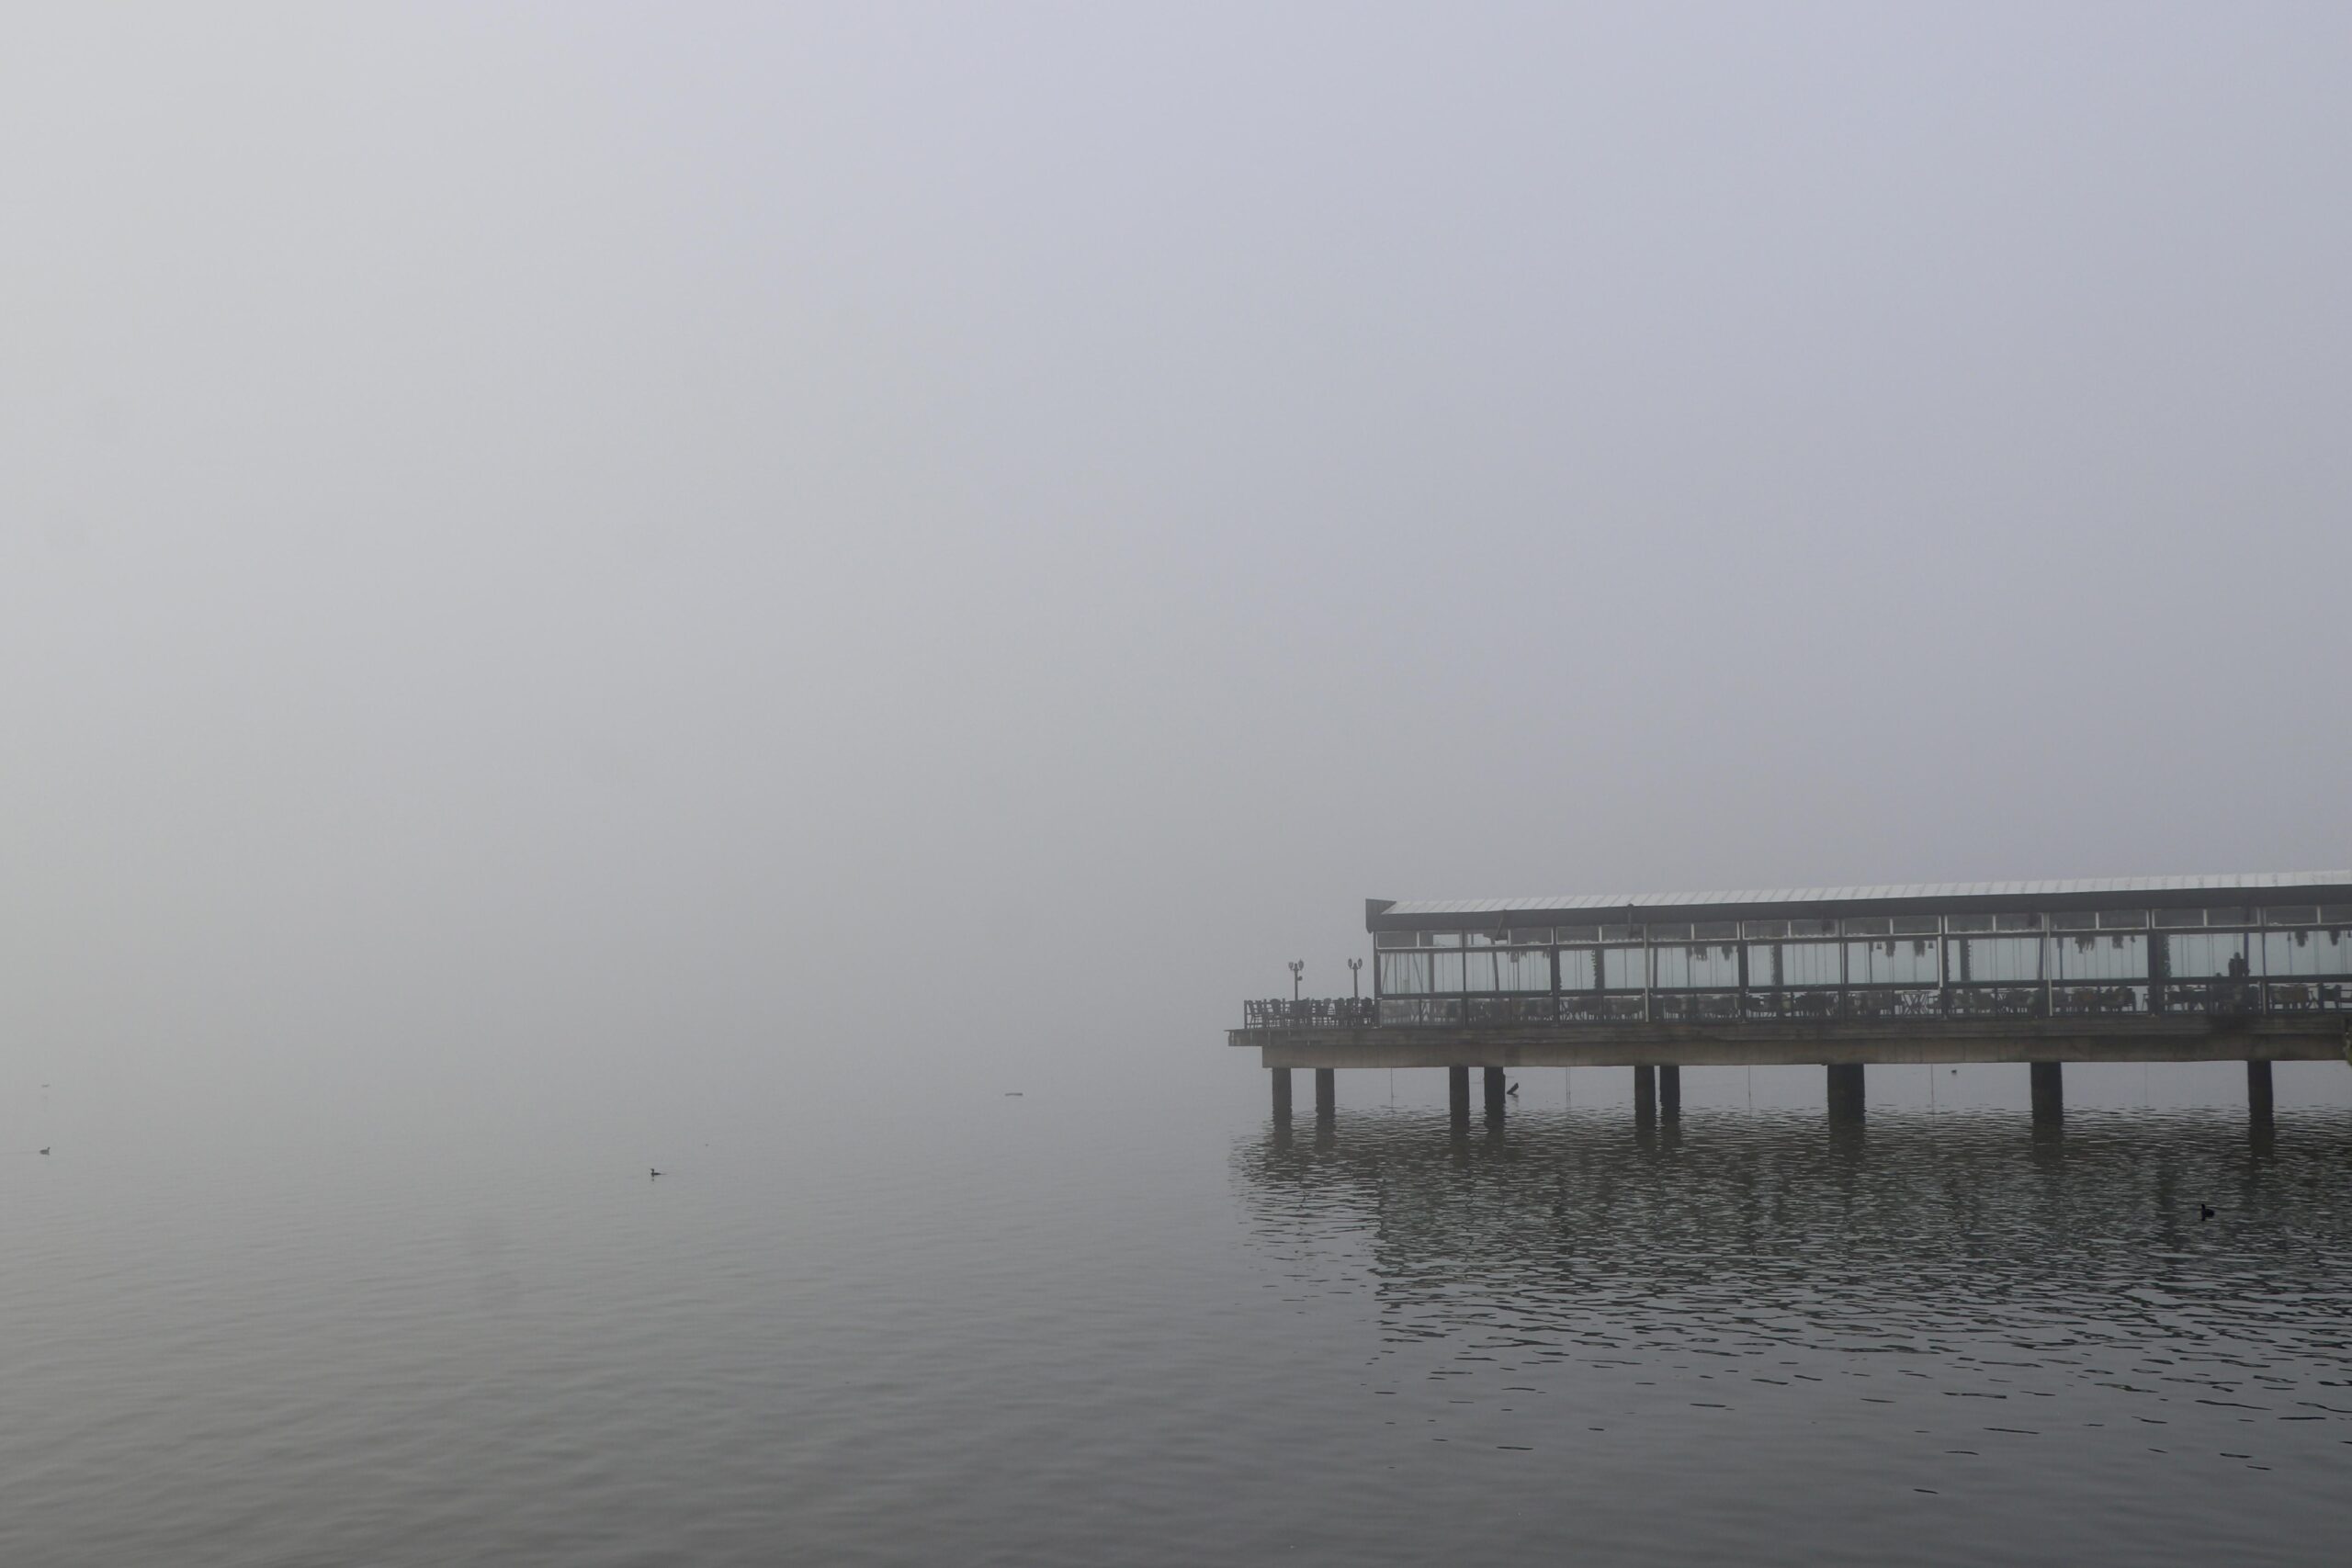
[[1382, 871, 2352, 919]]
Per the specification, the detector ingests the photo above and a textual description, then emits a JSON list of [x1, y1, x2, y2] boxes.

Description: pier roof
[[1371, 871, 2352, 929]]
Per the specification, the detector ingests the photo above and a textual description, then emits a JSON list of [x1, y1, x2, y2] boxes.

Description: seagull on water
[[1506, 1081, 1520, 1099], [650, 1168, 662, 1179]]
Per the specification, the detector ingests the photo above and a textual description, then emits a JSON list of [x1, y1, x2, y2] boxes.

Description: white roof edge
[[1382, 871, 2352, 918]]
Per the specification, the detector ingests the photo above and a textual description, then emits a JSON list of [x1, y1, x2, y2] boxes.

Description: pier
[[1238, 873, 2352, 1127]]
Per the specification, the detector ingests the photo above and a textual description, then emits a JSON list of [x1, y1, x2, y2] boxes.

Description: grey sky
[[4, 5, 2346, 1101]]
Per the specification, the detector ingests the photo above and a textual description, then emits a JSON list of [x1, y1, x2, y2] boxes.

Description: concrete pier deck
[[1232, 1016, 2350, 1071]]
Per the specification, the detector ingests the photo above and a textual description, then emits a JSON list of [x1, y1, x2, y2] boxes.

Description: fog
[[5, 5, 2347, 1122]]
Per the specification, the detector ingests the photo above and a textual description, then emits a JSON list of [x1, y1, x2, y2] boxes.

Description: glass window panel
[[1600, 947, 1647, 989], [1507, 927, 1552, 946], [1744, 943, 1777, 987], [2322, 906, 2352, 924], [1891, 916, 1939, 935], [1792, 919, 1838, 937], [1781, 942, 1841, 987], [2263, 929, 2350, 978], [2203, 908, 2249, 926], [1495, 949, 1553, 991], [1417, 931, 1463, 948], [1432, 951, 1466, 991], [1556, 949, 1598, 989], [1951, 936, 2041, 983], [1462, 951, 1498, 990], [1744, 919, 1789, 938], [1598, 924, 1639, 942], [2053, 931, 2147, 981], [1694, 921, 1739, 940], [1374, 930, 1416, 948], [2264, 907, 2320, 927], [2050, 911, 2096, 931], [2152, 908, 2203, 928], [2164, 931, 2246, 979], [2098, 909, 2148, 928], [1993, 913, 2040, 931], [1555, 925, 1600, 943], [1654, 943, 1738, 988], [1648, 923, 1693, 942], [1842, 917, 1889, 936], [1847, 938, 1939, 986], [1377, 953, 1432, 995], [1946, 914, 1994, 933]]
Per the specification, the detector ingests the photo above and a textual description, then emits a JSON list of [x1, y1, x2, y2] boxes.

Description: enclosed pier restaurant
[[1234, 871, 2352, 1127]]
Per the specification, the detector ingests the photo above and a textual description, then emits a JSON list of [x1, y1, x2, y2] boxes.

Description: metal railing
[[1242, 980, 2352, 1026], [2049, 984, 2150, 1015], [1241, 997, 1377, 1029], [2263, 981, 2352, 1011], [2161, 980, 2352, 1015]]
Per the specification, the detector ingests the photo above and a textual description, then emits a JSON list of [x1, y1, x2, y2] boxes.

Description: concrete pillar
[[1448, 1066, 1471, 1126], [1314, 1067, 1336, 1119], [1271, 1068, 1292, 1123], [1484, 1066, 1507, 1122], [2030, 1061, 2064, 1124], [2247, 1059, 2274, 1122], [1658, 1064, 1680, 1122], [1634, 1064, 1657, 1123], [1826, 1063, 1864, 1122]]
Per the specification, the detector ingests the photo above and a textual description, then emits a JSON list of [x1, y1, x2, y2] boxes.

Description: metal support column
[[1483, 1066, 1507, 1123], [1448, 1066, 1470, 1127], [1634, 1064, 1657, 1124], [1659, 1064, 1680, 1122], [2247, 1059, 2274, 1122], [2030, 1061, 2064, 1124], [1826, 1063, 1865, 1122], [1314, 1067, 1336, 1119], [1271, 1068, 1292, 1123]]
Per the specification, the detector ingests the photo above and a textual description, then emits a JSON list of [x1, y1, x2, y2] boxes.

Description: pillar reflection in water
[[1231, 1106, 2352, 1392]]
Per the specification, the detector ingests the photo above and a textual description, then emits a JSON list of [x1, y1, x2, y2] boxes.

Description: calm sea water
[[3, 1056, 2348, 1565]]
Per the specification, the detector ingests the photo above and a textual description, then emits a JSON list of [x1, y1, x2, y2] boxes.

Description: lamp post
[[1348, 957, 1363, 999], [1288, 961, 1305, 1002]]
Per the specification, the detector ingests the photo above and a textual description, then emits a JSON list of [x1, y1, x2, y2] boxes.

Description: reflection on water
[[5, 1076, 2345, 1567], [1236, 1106, 2352, 1551]]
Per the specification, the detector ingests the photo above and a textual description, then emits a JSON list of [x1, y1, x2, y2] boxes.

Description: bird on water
[[39, 1147, 50, 1156], [1506, 1081, 1520, 1099], [650, 1168, 662, 1179], [2199, 1204, 2215, 1222]]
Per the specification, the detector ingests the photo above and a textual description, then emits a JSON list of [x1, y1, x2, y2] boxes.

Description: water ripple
[[1232, 1105, 2352, 1562]]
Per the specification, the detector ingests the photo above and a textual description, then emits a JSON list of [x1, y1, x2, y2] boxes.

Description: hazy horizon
[[6, 4, 2347, 1113]]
